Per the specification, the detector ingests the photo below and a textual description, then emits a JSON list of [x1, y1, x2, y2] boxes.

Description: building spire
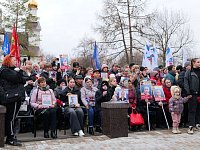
[[28, 0, 38, 9]]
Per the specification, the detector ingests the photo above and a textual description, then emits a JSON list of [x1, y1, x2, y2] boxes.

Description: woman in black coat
[[61, 78, 85, 136], [95, 81, 111, 132], [0, 55, 26, 146]]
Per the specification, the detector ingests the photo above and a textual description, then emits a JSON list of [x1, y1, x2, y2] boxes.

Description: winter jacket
[[177, 69, 187, 96], [54, 86, 66, 102], [23, 71, 37, 96], [165, 71, 176, 85], [30, 87, 56, 109], [92, 78, 102, 89], [163, 86, 172, 103], [128, 88, 136, 108], [108, 86, 117, 98], [95, 89, 111, 111], [61, 86, 82, 106], [184, 69, 200, 95], [81, 86, 98, 107], [0, 66, 26, 103], [169, 97, 189, 114]]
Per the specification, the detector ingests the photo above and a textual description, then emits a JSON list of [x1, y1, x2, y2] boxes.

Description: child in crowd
[[169, 86, 192, 134]]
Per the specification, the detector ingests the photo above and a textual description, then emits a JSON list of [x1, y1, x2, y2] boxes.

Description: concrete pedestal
[[101, 102, 129, 138], [0, 105, 6, 147]]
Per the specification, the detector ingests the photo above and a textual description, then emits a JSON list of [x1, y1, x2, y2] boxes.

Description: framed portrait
[[60, 54, 70, 70], [101, 73, 108, 80], [41, 94, 53, 107], [153, 86, 166, 101], [49, 71, 57, 79], [140, 81, 152, 100], [68, 94, 78, 106], [117, 88, 129, 102]]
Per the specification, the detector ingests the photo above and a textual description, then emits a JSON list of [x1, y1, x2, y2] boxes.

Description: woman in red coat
[[161, 78, 173, 127], [163, 79, 172, 103]]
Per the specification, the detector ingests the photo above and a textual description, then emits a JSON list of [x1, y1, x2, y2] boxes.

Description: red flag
[[10, 25, 20, 67]]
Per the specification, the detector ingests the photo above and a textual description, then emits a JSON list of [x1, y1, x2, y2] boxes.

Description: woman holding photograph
[[30, 77, 57, 139], [81, 77, 98, 135], [62, 78, 85, 136]]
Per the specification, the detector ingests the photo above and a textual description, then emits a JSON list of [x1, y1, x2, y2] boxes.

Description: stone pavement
[[1, 128, 200, 150]]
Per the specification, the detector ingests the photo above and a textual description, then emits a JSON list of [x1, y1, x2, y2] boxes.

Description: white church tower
[[27, 0, 41, 55]]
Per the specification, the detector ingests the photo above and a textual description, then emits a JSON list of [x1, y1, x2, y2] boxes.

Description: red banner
[[10, 25, 20, 67]]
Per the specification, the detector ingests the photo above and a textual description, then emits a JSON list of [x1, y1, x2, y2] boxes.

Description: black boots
[[95, 126, 102, 133], [6, 137, 22, 146], [51, 130, 57, 139], [44, 132, 49, 138], [44, 131, 57, 138], [88, 127, 94, 135]]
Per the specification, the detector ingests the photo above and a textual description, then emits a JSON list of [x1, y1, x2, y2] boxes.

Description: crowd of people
[[0, 54, 200, 146]]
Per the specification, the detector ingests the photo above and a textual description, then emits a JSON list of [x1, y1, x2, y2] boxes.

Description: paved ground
[[1, 128, 200, 150]]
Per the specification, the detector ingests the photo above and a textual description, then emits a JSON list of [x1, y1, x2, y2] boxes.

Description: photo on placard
[[153, 86, 166, 101], [68, 94, 78, 106], [60, 54, 69, 70], [41, 94, 53, 107], [49, 71, 57, 79], [117, 88, 129, 102], [140, 81, 152, 100], [101, 72, 108, 80]]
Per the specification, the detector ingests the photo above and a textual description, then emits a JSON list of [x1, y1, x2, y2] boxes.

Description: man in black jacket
[[177, 61, 191, 127], [40, 63, 57, 90]]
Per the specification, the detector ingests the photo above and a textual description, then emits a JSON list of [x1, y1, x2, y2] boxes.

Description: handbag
[[197, 96, 200, 103], [130, 108, 144, 126]]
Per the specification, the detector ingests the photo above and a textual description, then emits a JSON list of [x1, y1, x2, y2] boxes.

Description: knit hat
[[158, 65, 163, 69], [101, 64, 108, 70], [153, 67, 159, 72], [93, 69, 101, 73], [140, 66, 145, 71], [57, 79, 66, 86], [150, 71, 158, 77], [184, 61, 191, 68], [129, 63, 135, 68], [73, 62, 79, 68], [75, 75, 84, 79]]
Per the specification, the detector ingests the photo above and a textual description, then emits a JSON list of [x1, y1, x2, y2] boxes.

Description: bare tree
[[143, 10, 193, 66], [95, 0, 153, 64]]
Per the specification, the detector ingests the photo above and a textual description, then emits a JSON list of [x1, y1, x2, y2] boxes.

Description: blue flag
[[2, 32, 10, 55], [92, 42, 101, 69]]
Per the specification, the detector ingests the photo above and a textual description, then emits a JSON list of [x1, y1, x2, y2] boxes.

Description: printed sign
[[117, 88, 129, 102], [153, 86, 166, 101], [41, 94, 53, 107], [68, 94, 78, 106], [140, 81, 152, 100]]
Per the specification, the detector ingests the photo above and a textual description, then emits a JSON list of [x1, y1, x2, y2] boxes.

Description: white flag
[[165, 47, 173, 66]]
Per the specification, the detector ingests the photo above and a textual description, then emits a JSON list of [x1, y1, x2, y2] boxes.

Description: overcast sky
[[37, 0, 200, 57]]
